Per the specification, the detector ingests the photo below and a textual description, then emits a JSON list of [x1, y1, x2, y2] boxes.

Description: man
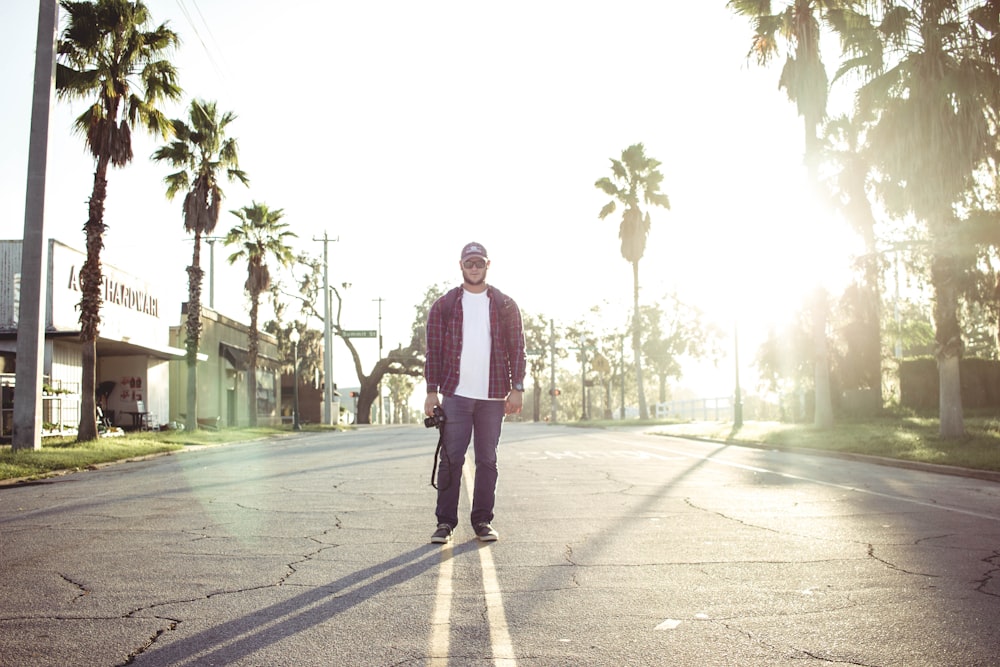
[[424, 241, 526, 544]]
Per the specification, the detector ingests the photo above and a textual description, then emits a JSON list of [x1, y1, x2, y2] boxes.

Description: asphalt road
[[1, 423, 998, 666]]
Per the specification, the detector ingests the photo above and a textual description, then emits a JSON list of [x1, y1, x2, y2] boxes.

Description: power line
[[174, 0, 227, 83]]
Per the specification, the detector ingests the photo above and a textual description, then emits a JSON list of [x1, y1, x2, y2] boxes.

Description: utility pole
[[569, 342, 595, 421], [734, 321, 743, 428], [619, 334, 625, 420], [549, 320, 557, 424], [373, 297, 384, 424], [313, 232, 338, 425], [13, 0, 58, 451]]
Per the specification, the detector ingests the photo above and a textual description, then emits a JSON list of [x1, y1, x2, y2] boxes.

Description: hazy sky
[[1, 1, 858, 397]]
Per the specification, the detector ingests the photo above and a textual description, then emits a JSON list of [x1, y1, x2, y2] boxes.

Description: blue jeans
[[435, 395, 505, 528]]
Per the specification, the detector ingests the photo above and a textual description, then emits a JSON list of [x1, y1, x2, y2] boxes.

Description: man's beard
[[464, 272, 486, 286]]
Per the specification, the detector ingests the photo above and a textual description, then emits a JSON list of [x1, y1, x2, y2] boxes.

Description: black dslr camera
[[424, 405, 446, 429]]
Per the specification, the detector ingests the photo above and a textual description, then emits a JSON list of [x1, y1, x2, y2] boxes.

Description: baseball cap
[[460, 242, 488, 261]]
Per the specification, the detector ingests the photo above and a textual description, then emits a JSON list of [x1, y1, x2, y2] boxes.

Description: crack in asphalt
[[865, 543, 940, 578], [684, 498, 952, 580], [974, 550, 1000, 598], [683, 497, 843, 543], [563, 544, 576, 566], [59, 572, 90, 602], [121, 620, 179, 665], [112, 533, 342, 665], [709, 618, 882, 666]]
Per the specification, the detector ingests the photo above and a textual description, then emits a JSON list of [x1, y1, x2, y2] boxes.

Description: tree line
[[725, 0, 1000, 439], [50, 1, 1000, 439]]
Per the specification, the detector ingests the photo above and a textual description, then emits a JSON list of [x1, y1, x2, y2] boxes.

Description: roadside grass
[[580, 414, 1000, 473], [0, 423, 339, 482], [6, 415, 1000, 482]]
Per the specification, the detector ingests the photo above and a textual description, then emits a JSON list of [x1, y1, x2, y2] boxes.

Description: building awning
[[97, 336, 206, 361], [220, 342, 249, 370], [219, 342, 279, 371]]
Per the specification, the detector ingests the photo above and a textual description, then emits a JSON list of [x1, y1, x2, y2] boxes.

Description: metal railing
[[653, 397, 733, 422]]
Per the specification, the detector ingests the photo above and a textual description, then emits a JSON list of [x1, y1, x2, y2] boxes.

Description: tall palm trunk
[[932, 253, 964, 438], [632, 260, 648, 420], [247, 293, 259, 427], [812, 288, 833, 428], [78, 157, 110, 441], [806, 153, 834, 429], [830, 114, 885, 403], [185, 232, 204, 432], [846, 160, 883, 402]]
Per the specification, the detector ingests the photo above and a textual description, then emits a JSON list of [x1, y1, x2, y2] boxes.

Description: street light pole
[[619, 333, 625, 420], [313, 232, 338, 425], [569, 343, 595, 421], [203, 236, 225, 309], [549, 320, 557, 424], [373, 296, 384, 424], [290, 328, 301, 431], [733, 321, 743, 429]]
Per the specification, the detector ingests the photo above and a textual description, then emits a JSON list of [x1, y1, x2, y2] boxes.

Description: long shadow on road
[[132, 540, 479, 665]]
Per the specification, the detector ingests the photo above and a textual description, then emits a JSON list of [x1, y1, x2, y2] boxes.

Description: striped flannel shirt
[[424, 285, 526, 399]]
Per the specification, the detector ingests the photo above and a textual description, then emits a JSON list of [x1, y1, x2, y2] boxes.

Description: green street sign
[[342, 329, 377, 338]]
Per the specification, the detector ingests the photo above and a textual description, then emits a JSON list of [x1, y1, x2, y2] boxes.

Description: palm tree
[[822, 112, 883, 404], [595, 143, 670, 420], [55, 0, 181, 441], [152, 99, 248, 432], [225, 202, 296, 427], [728, 0, 842, 428], [841, 0, 1000, 438]]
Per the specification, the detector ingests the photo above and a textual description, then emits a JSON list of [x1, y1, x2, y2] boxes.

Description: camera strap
[[431, 429, 442, 489], [430, 428, 449, 490]]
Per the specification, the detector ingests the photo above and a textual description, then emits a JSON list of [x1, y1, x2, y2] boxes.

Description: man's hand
[[424, 392, 440, 417], [505, 390, 523, 415]]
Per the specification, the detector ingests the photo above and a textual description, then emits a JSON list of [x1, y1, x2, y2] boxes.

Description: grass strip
[[646, 416, 1000, 472], [0, 425, 318, 482]]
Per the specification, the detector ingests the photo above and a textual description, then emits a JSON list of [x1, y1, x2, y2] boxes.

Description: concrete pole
[[313, 232, 340, 425], [619, 334, 625, 420], [13, 0, 58, 451], [322, 232, 332, 425], [373, 296, 384, 424], [206, 237, 218, 309], [549, 319, 557, 424], [734, 321, 743, 428]]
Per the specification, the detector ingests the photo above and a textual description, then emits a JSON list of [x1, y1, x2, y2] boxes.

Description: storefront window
[[256, 369, 275, 417]]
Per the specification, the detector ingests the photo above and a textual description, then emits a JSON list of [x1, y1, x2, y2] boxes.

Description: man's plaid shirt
[[424, 285, 526, 399]]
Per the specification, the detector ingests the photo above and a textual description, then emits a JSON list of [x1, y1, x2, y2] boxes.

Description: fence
[[653, 396, 733, 422]]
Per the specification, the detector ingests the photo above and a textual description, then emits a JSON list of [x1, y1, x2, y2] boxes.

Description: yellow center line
[[429, 540, 453, 666], [429, 461, 517, 666], [463, 464, 517, 666]]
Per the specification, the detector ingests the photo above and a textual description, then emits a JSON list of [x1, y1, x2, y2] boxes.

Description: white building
[[1, 239, 282, 437]]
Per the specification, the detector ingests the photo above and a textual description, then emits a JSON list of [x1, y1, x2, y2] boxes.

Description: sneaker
[[474, 522, 499, 542], [431, 523, 453, 544]]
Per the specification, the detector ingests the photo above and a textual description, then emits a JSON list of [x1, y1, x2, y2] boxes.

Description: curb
[[655, 432, 1000, 484], [0, 432, 304, 489]]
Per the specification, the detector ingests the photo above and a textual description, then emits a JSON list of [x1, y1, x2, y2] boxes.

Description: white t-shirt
[[454, 289, 492, 399]]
